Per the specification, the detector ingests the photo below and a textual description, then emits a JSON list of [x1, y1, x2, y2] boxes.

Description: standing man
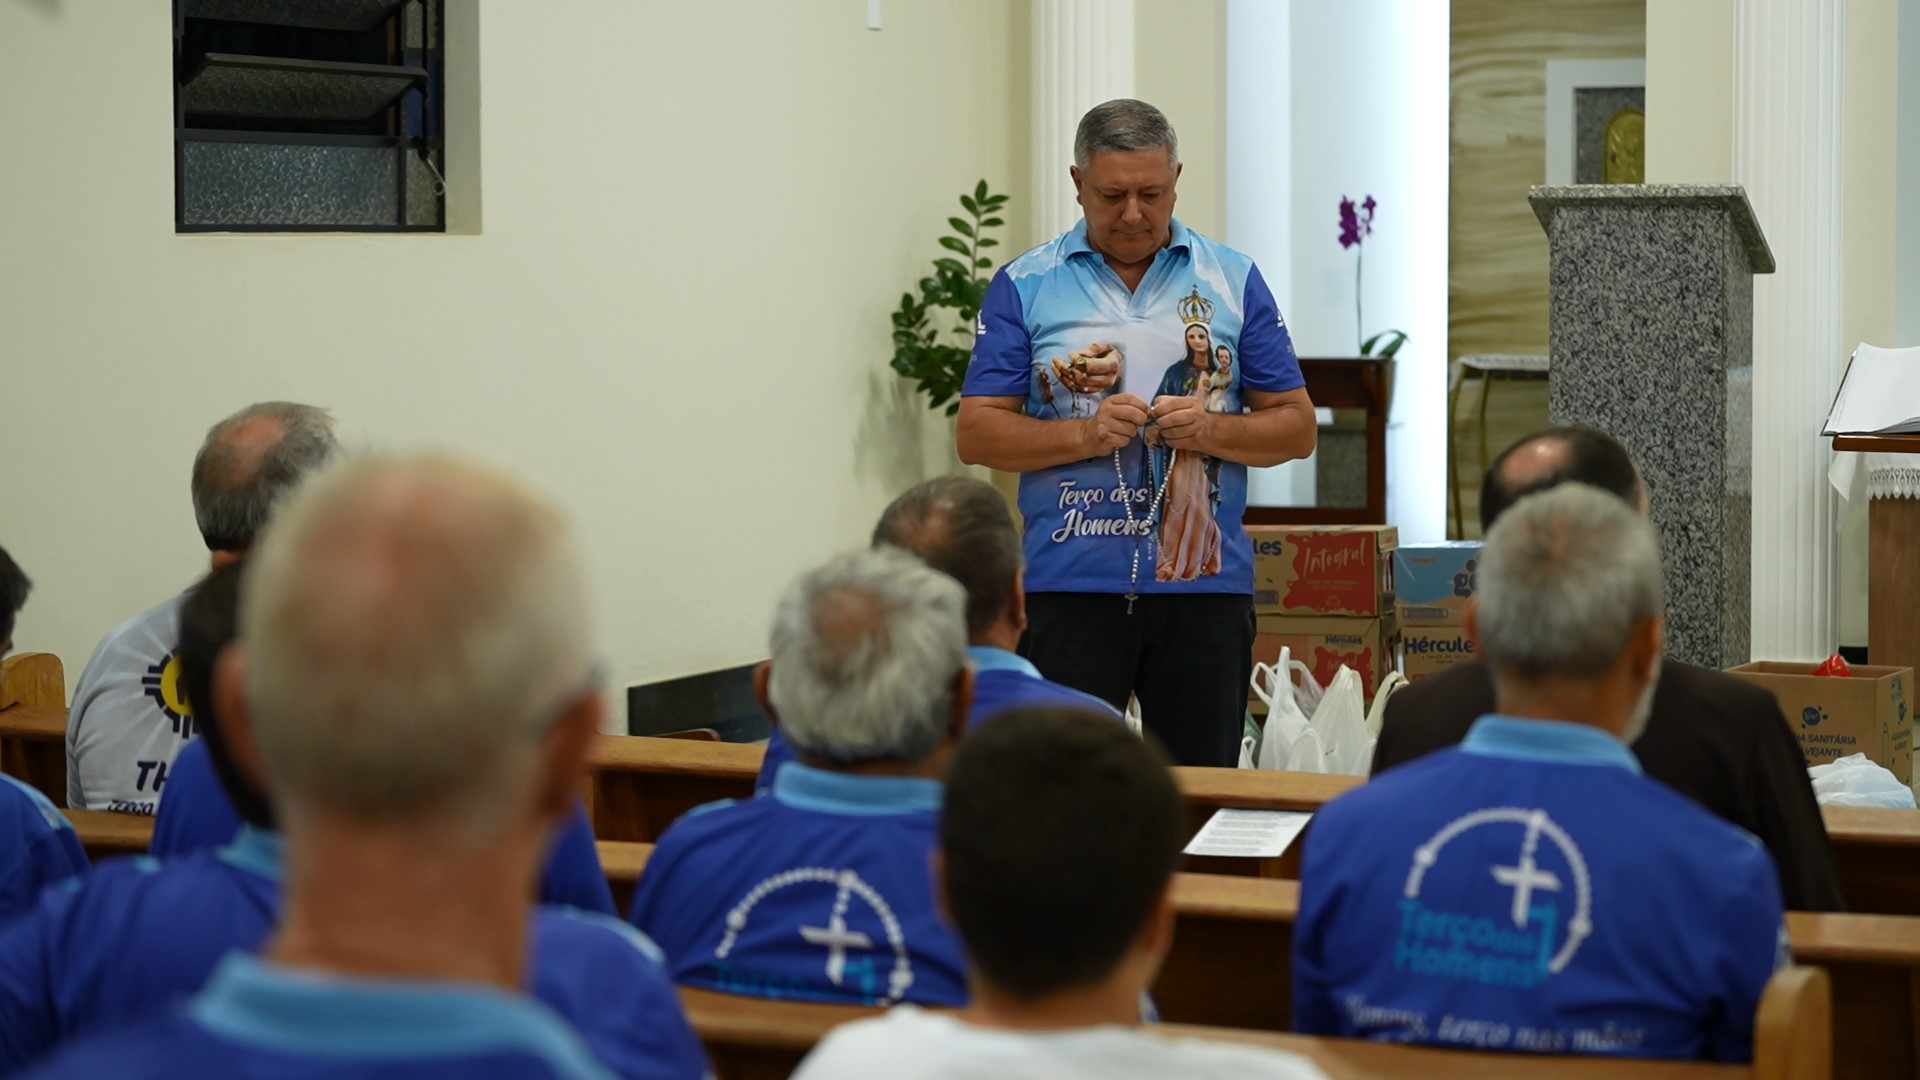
[[958, 99, 1315, 766]]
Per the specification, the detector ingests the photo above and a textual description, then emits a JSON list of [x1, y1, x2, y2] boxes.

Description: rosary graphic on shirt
[[1114, 439, 1176, 615]]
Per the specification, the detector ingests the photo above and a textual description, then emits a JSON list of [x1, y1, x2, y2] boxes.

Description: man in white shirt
[[66, 402, 338, 812], [792, 707, 1327, 1080]]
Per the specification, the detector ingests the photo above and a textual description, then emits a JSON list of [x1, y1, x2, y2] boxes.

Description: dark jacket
[[1373, 658, 1846, 912]]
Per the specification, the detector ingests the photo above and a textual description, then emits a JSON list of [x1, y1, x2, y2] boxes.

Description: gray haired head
[[191, 402, 340, 552], [1477, 483, 1664, 687], [1074, 99, 1179, 169], [768, 546, 969, 765], [871, 476, 1021, 639]]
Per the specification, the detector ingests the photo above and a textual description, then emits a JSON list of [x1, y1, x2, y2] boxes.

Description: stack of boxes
[[1393, 541, 1482, 681], [1247, 525, 1400, 709]]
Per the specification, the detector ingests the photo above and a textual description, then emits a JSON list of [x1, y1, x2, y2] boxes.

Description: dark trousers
[[1020, 592, 1255, 767]]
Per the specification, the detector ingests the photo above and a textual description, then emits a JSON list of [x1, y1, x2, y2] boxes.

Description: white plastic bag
[[1808, 753, 1917, 809], [1285, 724, 1328, 773], [1253, 648, 1314, 771], [1310, 667, 1372, 776], [1364, 671, 1409, 739], [1123, 695, 1143, 737], [1236, 734, 1258, 770]]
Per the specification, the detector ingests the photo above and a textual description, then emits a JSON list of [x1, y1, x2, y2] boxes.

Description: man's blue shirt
[[0, 775, 86, 927], [1293, 716, 1787, 1063], [755, 646, 1120, 792], [16, 953, 620, 1080], [963, 219, 1303, 595], [0, 828, 708, 1079], [148, 739, 616, 916], [629, 763, 965, 1008]]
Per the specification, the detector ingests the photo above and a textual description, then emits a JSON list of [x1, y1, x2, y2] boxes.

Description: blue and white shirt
[[1294, 716, 1788, 1063], [755, 645, 1120, 791], [0, 828, 708, 1079], [0, 774, 87, 927], [146, 740, 617, 916], [964, 219, 1303, 596], [16, 953, 621, 1080], [629, 763, 966, 1008]]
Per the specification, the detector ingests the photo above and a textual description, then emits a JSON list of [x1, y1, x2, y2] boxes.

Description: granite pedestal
[[1529, 184, 1774, 670]]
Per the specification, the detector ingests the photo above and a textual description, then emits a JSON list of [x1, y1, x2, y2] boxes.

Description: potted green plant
[[890, 181, 1011, 416]]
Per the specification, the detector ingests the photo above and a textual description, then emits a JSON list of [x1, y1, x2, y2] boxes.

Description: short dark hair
[[1480, 425, 1642, 531], [871, 477, 1021, 638], [191, 402, 338, 552], [0, 545, 31, 649], [941, 708, 1184, 1001], [176, 563, 274, 829]]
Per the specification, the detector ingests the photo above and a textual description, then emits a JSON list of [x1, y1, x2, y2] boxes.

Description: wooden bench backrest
[[677, 985, 1762, 1080], [0, 653, 68, 807]]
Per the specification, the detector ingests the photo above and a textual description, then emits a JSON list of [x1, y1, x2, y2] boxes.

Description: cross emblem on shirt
[[1489, 810, 1562, 929], [799, 912, 873, 985]]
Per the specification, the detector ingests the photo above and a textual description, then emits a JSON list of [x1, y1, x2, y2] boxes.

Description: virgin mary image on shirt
[[1150, 314, 1225, 582]]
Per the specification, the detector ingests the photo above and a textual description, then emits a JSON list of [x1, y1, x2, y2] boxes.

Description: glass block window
[[173, 0, 445, 232]]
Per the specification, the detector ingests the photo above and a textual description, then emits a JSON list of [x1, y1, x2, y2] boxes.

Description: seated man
[[1296, 485, 1786, 1061], [66, 402, 337, 813], [147, 603, 614, 914], [795, 707, 1326, 1079], [0, 545, 87, 924], [4, 457, 706, 1079], [631, 546, 971, 1006], [1373, 425, 1842, 912], [759, 476, 1118, 788]]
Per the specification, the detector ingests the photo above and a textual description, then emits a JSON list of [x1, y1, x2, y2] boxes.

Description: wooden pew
[[581, 737, 1920, 915], [0, 653, 67, 807], [61, 808, 153, 861], [678, 965, 1828, 1080]]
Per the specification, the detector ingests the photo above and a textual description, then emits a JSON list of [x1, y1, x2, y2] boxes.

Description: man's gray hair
[[242, 453, 592, 835], [1477, 483, 1664, 685], [192, 402, 339, 552], [1074, 99, 1179, 169], [768, 546, 968, 765]]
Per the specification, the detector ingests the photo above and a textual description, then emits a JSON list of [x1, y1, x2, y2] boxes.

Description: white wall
[[1897, 0, 1920, 345], [1645, 0, 1734, 182], [0, 1, 1022, 721], [1228, 0, 1450, 536]]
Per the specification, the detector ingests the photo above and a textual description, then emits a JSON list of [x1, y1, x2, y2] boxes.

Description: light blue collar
[[190, 954, 614, 1079], [217, 826, 285, 882], [968, 645, 1041, 678], [1060, 217, 1193, 259], [772, 762, 942, 817], [1461, 715, 1642, 774]]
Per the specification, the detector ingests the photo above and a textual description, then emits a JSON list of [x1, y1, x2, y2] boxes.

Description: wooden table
[[1832, 434, 1920, 688], [1247, 357, 1388, 526]]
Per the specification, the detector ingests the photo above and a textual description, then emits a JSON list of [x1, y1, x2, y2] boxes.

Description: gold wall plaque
[[1604, 107, 1646, 184]]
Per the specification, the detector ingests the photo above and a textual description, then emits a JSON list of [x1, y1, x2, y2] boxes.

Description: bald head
[[192, 402, 339, 553], [241, 453, 593, 834], [1480, 425, 1644, 532], [871, 477, 1022, 639]]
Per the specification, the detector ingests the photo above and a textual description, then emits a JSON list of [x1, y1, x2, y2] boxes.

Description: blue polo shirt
[[964, 219, 1303, 595], [147, 739, 616, 916], [629, 763, 966, 1008], [1294, 716, 1787, 1063], [0, 828, 709, 1079], [15, 953, 618, 1080], [755, 645, 1120, 791], [0, 775, 87, 927]]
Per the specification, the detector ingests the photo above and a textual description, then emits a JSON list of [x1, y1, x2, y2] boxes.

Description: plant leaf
[[979, 217, 1004, 228], [974, 179, 989, 202], [948, 217, 975, 238], [959, 194, 979, 215], [1380, 332, 1409, 359], [938, 236, 970, 254]]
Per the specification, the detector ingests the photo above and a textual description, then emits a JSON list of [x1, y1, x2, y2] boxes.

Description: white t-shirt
[[791, 1006, 1329, 1080], [66, 592, 195, 813]]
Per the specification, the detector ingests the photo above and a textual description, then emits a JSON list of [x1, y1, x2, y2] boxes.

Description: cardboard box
[[1252, 613, 1401, 700], [1726, 662, 1914, 784], [1393, 542, 1482, 627], [1401, 624, 1476, 681], [1248, 525, 1397, 618]]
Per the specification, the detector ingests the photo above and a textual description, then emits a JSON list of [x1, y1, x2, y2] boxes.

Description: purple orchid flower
[[1338, 197, 1361, 249]]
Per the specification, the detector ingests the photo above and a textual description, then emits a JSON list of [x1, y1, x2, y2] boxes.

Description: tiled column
[[1530, 185, 1774, 670]]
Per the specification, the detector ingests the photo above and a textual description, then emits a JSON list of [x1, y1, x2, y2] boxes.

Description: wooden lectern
[[1831, 434, 1920, 678]]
